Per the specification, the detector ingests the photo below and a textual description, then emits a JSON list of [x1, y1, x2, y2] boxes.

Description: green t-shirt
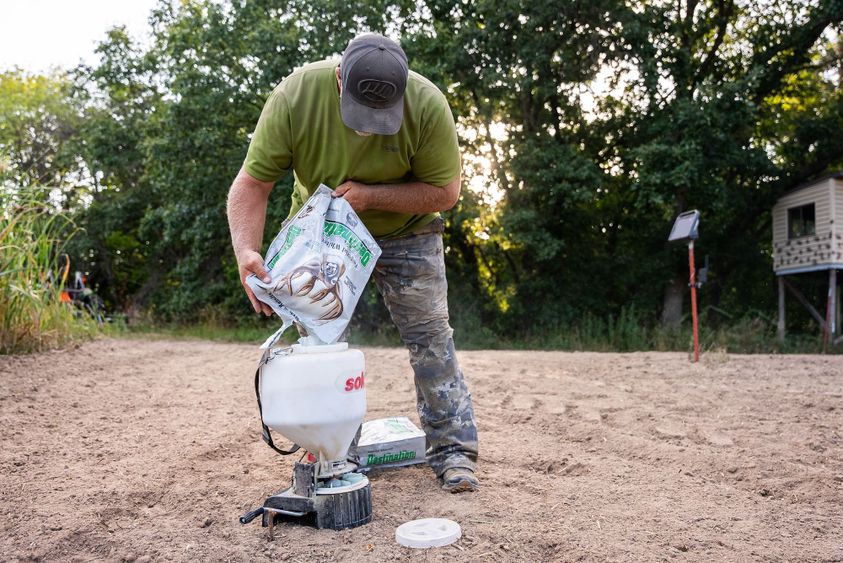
[[244, 59, 461, 239]]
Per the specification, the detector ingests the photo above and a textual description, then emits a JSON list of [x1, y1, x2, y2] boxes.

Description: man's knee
[[403, 320, 454, 368]]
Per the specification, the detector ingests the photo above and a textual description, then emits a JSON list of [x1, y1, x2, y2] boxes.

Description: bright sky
[[0, 0, 159, 73]]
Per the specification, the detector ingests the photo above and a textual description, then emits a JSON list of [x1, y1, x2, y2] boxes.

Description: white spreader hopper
[[241, 339, 372, 532]]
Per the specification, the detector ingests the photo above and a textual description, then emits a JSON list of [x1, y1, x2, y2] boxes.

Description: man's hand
[[235, 249, 274, 316], [332, 181, 371, 213], [227, 167, 275, 316]]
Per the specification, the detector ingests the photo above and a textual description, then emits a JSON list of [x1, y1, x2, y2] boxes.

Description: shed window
[[787, 203, 816, 239]]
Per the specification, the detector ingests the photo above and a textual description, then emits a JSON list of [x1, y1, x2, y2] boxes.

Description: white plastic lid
[[395, 518, 461, 549]]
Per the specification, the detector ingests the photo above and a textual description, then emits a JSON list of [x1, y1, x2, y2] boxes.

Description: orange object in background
[[58, 254, 72, 303]]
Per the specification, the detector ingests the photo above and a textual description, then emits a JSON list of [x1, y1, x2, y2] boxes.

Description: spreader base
[[241, 461, 373, 536], [262, 479, 372, 531]]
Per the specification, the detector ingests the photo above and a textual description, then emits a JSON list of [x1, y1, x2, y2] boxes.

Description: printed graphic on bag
[[246, 185, 382, 344]]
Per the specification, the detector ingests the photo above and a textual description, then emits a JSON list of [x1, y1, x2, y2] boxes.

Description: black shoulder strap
[[254, 363, 301, 456]]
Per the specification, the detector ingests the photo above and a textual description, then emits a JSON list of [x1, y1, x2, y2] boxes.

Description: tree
[[73, 0, 416, 320], [408, 0, 843, 334], [0, 70, 85, 205], [615, 0, 843, 325], [24, 0, 842, 341]]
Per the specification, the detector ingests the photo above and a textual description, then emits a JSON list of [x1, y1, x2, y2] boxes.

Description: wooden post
[[836, 269, 841, 343], [783, 277, 829, 333], [824, 279, 832, 352], [831, 269, 838, 339], [777, 276, 786, 342], [836, 270, 843, 346]]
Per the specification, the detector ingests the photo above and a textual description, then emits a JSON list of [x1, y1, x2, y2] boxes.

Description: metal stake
[[689, 241, 699, 362]]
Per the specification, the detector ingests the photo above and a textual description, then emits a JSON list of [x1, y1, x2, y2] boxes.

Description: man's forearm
[[335, 175, 461, 215], [226, 168, 274, 257]]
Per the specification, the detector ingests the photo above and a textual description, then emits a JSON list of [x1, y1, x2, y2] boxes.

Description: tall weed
[[0, 188, 95, 354]]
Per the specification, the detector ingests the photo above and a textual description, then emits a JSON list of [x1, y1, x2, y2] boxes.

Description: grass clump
[[0, 188, 96, 354]]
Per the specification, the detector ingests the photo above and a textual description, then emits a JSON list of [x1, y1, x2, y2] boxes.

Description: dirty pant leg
[[373, 229, 478, 476]]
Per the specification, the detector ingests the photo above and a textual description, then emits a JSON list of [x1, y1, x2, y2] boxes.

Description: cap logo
[[358, 79, 397, 104]]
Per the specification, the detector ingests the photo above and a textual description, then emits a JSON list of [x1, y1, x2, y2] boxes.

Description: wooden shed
[[772, 171, 843, 345]]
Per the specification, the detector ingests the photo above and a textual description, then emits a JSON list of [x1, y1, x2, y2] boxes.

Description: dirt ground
[[1, 338, 841, 562]]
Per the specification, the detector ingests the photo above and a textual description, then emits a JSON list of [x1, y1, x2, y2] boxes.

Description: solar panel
[[668, 210, 700, 242]]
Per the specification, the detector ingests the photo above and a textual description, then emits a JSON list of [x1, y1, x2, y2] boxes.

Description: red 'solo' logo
[[344, 372, 365, 392]]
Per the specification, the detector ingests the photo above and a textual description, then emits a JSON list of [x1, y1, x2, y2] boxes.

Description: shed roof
[[778, 170, 843, 199]]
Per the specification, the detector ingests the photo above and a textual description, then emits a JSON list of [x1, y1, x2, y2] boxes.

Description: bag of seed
[[247, 185, 381, 344]]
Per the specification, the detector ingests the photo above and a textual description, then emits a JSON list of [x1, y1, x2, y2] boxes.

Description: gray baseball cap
[[340, 33, 408, 136]]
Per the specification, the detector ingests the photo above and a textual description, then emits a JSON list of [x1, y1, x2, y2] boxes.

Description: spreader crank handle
[[239, 507, 265, 524]]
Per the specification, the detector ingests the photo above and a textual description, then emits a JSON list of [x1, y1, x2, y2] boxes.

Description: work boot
[[440, 467, 479, 493]]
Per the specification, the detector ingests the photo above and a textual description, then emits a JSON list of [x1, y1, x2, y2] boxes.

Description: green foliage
[[407, 0, 843, 336], [126, 308, 834, 355], [66, 0, 420, 321], [4, 0, 843, 350], [0, 71, 85, 206], [0, 188, 96, 354]]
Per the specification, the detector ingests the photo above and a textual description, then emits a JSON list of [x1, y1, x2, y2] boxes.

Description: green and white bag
[[247, 185, 381, 344]]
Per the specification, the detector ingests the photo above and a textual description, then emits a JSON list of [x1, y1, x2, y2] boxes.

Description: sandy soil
[[1, 338, 841, 562]]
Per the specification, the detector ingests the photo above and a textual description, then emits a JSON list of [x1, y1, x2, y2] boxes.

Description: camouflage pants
[[372, 218, 478, 476]]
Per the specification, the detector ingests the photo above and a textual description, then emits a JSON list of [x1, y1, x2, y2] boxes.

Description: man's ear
[[335, 66, 342, 92]]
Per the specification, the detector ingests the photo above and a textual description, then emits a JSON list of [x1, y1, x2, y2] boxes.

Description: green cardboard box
[[357, 416, 427, 469]]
